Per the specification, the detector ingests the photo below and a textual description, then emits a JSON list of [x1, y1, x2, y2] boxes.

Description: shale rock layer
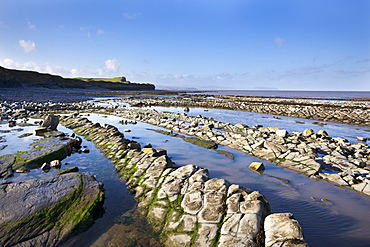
[[60, 114, 306, 247], [118, 95, 370, 126], [106, 108, 370, 197], [0, 173, 104, 247]]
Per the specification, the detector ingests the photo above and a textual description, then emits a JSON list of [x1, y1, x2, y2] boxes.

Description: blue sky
[[1, 0, 369, 90]]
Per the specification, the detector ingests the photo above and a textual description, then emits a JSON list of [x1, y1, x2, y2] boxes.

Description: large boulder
[[42, 114, 59, 130], [0, 173, 104, 246], [264, 213, 307, 247]]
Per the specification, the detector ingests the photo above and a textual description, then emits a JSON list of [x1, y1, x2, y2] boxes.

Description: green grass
[[77, 77, 131, 83]]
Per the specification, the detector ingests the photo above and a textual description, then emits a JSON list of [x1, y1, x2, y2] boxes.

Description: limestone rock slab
[[264, 213, 307, 247], [0, 173, 104, 247]]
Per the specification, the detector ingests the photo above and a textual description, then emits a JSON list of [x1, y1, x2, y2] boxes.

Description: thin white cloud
[[359, 67, 370, 73], [332, 56, 356, 66], [97, 29, 104, 35], [70, 59, 122, 77], [71, 68, 79, 76], [284, 65, 327, 77], [123, 12, 141, 19], [149, 72, 239, 89], [0, 21, 9, 29], [59, 24, 65, 29], [274, 37, 285, 48], [356, 59, 370, 63], [156, 72, 234, 83], [19, 40, 36, 53], [333, 67, 370, 75], [28, 21, 36, 30], [0, 58, 18, 68], [0, 58, 41, 71], [0, 58, 122, 78], [22, 61, 41, 71], [80, 27, 91, 39], [105, 58, 121, 72]]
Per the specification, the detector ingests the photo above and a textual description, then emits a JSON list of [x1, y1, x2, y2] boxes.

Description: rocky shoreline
[[117, 94, 370, 126], [0, 106, 308, 246], [59, 114, 307, 246], [0, 92, 369, 246], [100, 107, 370, 197], [21, 95, 368, 195], [0, 115, 105, 246], [0, 133, 81, 179]]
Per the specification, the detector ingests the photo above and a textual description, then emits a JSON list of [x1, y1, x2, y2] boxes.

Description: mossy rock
[[0, 137, 79, 178], [0, 173, 104, 246], [215, 150, 234, 159], [18, 133, 33, 138], [58, 166, 79, 175], [184, 138, 218, 149]]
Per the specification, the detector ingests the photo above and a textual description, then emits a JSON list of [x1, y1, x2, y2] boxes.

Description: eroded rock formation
[[0, 172, 104, 247], [108, 108, 370, 196], [60, 114, 307, 246]]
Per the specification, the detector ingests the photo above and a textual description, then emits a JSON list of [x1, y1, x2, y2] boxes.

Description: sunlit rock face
[[0, 172, 104, 247], [60, 114, 307, 246]]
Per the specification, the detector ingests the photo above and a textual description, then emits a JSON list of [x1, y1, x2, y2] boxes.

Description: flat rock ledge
[[0, 135, 81, 179], [113, 94, 370, 126], [0, 172, 104, 247], [60, 114, 307, 247], [103, 108, 370, 197]]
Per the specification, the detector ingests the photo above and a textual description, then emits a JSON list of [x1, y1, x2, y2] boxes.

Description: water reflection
[[85, 113, 370, 247], [146, 106, 370, 144], [0, 120, 152, 246], [2, 112, 370, 246], [0, 120, 43, 157]]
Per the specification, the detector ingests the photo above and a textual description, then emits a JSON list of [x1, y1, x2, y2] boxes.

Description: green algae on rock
[[0, 136, 81, 178], [0, 172, 104, 247], [148, 128, 234, 159], [58, 166, 79, 175], [59, 114, 307, 246]]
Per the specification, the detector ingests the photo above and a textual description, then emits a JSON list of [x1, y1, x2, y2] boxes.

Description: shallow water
[[145, 106, 370, 144], [187, 90, 370, 99], [94, 98, 370, 143], [85, 113, 370, 247], [0, 120, 43, 156], [2, 112, 370, 246], [0, 121, 139, 246]]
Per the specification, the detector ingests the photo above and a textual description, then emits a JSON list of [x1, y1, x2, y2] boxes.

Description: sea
[[187, 90, 370, 100]]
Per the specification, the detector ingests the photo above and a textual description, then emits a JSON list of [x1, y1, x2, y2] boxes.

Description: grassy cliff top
[[0, 66, 155, 90], [76, 77, 131, 83]]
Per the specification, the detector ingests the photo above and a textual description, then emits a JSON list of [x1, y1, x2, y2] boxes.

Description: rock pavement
[[60, 114, 307, 246], [113, 94, 370, 126], [0, 134, 82, 179], [104, 108, 370, 197], [1, 95, 369, 245]]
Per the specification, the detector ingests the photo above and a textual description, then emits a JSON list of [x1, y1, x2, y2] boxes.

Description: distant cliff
[[0, 66, 155, 90]]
